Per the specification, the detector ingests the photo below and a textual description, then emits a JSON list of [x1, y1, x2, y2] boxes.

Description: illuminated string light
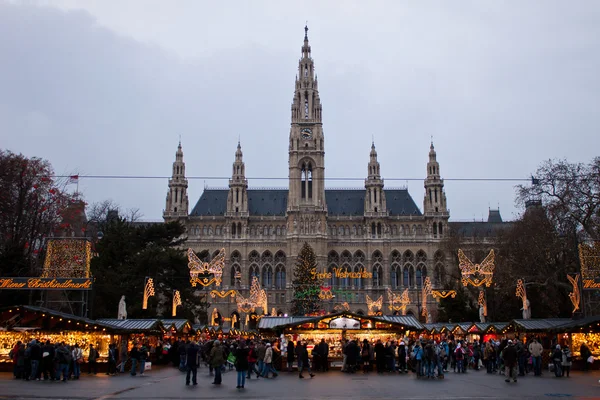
[[387, 288, 410, 314], [334, 302, 350, 312], [458, 249, 495, 287], [431, 290, 456, 299], [478, 290, 487, 316], [187, 248, 226, 287], [568, 274, 581, 314], [366, 294, 383, 316], [210, 290, 236, 299], [318, 286, 334, 300], [579, 242, 600, 281], [142, 277, 155, 310], [172, 290, 182, 317], [421, 277, 432, 317], [42, 239, 91, 278]]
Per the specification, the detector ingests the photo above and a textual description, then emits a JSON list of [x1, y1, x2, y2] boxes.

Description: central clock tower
[[287, 25, 326, 217]]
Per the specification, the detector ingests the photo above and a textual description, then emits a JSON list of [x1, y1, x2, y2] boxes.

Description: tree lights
[[41, 239, 92, 278], [421, 277, 432, 319]]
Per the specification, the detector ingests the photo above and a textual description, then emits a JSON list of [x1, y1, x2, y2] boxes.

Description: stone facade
[[163, 27, 457, 324]]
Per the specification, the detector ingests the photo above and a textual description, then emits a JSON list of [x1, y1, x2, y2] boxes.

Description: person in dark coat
[[397, 341, 407, 373], [296, 342, 314, 379], [317, 339, 329, 371], [287, 340, 295, 372], [502, 340, 518, 383], [581, 342, 592, 372], [374, 340, 386, 374], [42, 340, 55, 381], [185, 341, 199, 386], [235, 341, 250, 389]]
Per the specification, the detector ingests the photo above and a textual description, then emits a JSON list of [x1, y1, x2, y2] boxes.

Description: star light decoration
[[387, 288, 410, 314], [458, 249, 495, 287], [142, 277, 155, 310], [567, 274, 581, 314], [366, 294, 383, 316], [421, 277, 432, 317], [41, 239, 92, 278], [210, 290, 236, 299], [172, 290, 182, 317], [187, 248, 226, 287]]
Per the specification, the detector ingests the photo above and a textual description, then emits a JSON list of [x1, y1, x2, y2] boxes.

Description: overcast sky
[[2, 1, 599, 222]]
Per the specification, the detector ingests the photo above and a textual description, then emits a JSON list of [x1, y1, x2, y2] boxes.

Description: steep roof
[[191, 188, 421, 217]]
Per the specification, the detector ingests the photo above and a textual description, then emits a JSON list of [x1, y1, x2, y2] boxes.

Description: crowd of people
[[8, 339, 117, 382], [7, 335, 588, 387]]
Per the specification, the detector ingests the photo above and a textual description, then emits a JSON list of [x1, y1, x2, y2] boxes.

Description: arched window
[[340, 264, 351, 288], [403, 267, 409, 287], [327, 251, 339, 288], [372, 251, 383, 287], [416, 268, 422, 288], [438, 222, 443, 235], [262, 265, 273, 288], [231, 223, 236, 238], [390, 250, 401, 288], [249, 264, 259, 283], [353, 265, 364, 288], [434, 250, 445, 287], [345, 226, 350, 236], [275, 265, 286, 289], [216, 226, 221, 236], [203, 226, 208, 235], [416, 250, 427, 287], [231, 265, 241, 287]]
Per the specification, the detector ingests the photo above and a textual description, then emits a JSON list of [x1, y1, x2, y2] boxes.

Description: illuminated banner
[[311, 268, 372, 280], [0, 277, 93, 290]]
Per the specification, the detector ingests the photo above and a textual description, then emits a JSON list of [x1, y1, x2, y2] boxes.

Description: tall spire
[[227, 141, 248, 217], [423, 141, 448, 217], [164, 141, 189, 220], [365, 141, 386, 215]]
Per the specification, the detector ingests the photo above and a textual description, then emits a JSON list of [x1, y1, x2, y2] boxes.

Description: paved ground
[[1, 366, 599, 400]]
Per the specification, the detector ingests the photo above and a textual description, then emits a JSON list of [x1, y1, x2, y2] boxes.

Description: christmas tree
[[291, 242, 322, 316]]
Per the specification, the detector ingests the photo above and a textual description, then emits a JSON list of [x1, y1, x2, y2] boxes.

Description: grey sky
[[1, 1, 599, 222]]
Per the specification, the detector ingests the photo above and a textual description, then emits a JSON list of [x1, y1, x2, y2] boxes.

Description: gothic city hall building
[[162, 28, 497, 325]]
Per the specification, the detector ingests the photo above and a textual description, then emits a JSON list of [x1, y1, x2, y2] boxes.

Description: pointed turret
[[226, 141, 249, 217], [163, 141, 189, 221], [423, 142, 448, 236], [364, 142, 386, 216]]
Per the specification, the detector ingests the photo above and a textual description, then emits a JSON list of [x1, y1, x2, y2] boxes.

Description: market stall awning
[[258, 312, 423, 332], [97, 319, 165, 333], [0, 305, 117, 333], [161, 319, 192, 333], [548, 316, 600, 333], [503, 318, 571, 333]]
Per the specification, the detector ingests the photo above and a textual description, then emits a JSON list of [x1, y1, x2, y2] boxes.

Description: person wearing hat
[[552, 345, 563, 378], [397, 341, 407, 373], [502, 340, 518, 383], [262, 342, 279, 378]]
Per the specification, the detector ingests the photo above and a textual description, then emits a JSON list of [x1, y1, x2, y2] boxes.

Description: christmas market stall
[[0, 306, 120, 371], [550, 315, 600, 370], [258, 312, 423, 369], [96, 318, 166, 360]]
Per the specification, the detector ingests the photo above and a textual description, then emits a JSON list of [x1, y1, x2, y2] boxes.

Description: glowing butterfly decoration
[[567, 274, 581, 314], [387, 288, 410, 314], [172, 290, 182, 317], [366, 294, 383, 316], [236, 292, 255, 313], [421, 277, 432, 317], [142, 277, 155, 310], [187, 248, 226, 287], [249, 276, 268, 313], [458, 249, 495, 287], [334, 302, 350, 312], [271, 307, 277, 316], [319, 286, 334, 300]]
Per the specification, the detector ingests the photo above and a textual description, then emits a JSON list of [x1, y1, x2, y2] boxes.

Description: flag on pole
[[68, 175, 79, 184]]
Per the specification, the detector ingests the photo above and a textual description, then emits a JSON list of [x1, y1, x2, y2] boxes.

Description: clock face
[[301, 128, 313, 140]]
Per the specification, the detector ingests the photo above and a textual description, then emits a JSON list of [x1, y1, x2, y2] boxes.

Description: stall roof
[[258, 312, 423, 331], [508, 319, 571, 332], [0, 305, 117, 332], [377, 315, 424, 330], [548, 316, 600, 332], [161, 319, 191, 332], [97, 319, 164, 332], [258, 316, 316, 330]]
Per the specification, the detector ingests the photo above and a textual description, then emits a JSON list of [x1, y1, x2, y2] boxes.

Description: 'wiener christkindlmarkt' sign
[[0, 277, 93, 290]]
